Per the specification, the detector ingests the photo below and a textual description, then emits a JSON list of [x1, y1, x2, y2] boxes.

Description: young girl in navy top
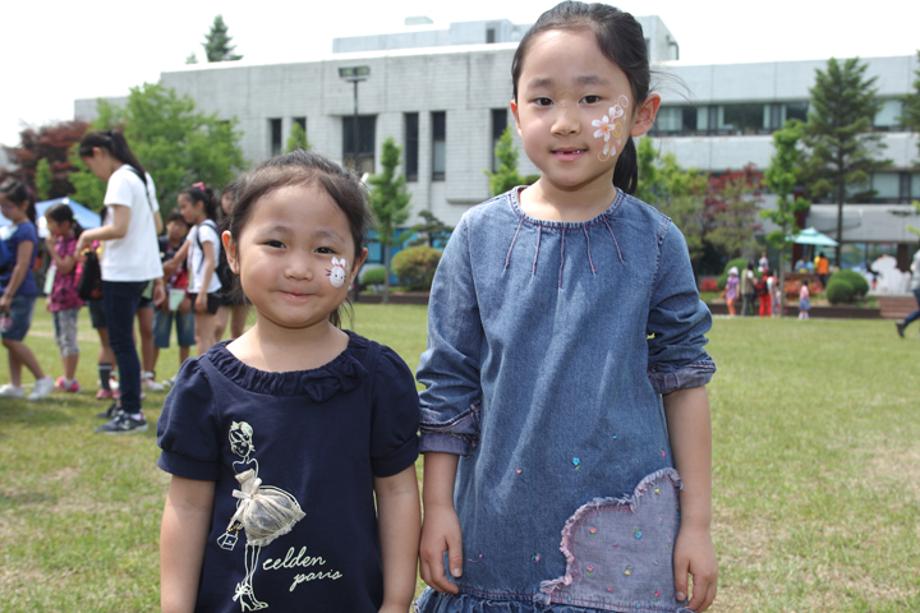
[[157, 151, 421, 613], [417, 3, 717, 612]]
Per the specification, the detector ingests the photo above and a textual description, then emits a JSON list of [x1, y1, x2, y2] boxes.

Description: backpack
[[195, 219, 233, 290], [77, 248, 103, 301]]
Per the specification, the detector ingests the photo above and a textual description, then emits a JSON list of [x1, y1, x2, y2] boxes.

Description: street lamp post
[[338, 65, 371, 171]]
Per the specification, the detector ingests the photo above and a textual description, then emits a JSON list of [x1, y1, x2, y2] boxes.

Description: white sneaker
[[27, 377, 55, 400], [0, 383, 24, 398], [143, 376, 165, 392]]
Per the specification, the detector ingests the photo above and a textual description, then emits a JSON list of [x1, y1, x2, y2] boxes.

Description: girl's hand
[[152, 282, 166, 308], [195, 293, 207, 313], [419, 502, 463, 594], [378, 604, 410, 613], [0, 294, 11, 312], [673, 524, 717, 612]]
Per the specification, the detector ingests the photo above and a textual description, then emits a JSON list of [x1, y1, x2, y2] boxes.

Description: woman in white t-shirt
[[177, 183, 222, 355], [76, 130, 164, 435]]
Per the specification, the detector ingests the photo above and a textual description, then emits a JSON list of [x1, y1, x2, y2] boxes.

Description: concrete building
[[75, 16, 919, 267]]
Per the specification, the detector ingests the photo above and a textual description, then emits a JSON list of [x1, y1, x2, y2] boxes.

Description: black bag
[[196, 219, 234, 290], [77, 249, 103, 301]]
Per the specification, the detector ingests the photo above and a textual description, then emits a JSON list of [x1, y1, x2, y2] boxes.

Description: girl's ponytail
[[613, 137, 638, 195]]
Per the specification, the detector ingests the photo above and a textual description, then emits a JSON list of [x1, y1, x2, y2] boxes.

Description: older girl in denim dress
[[416, 3, 717, 612]]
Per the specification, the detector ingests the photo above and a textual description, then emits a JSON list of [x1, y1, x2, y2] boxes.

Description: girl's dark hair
[[230, 150, 371, 328], [511, 1, 649, 194], [219, 179, 242, 223], [166, 210, 187, 226], [78, 130, 147, 180], [45, 203, 84, 239], [0, 177, 37, 224], [180, 182, 219, 221]]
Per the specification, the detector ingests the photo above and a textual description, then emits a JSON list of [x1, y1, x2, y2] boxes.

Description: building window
[[682, 107, 698, 132], [404, 113, 419, 182], [784, 101, 809, 123], [269, 118, 282, 156], [293, 116, 306, 134], [654, 107, 681, 134], [491, 108, 508, 171], [432, 111, 446, 181], [875, 99, 902, 130], [343, 115, 377, 175], [486, 27, 496, 43], [912, 174, 920, 199], [720, 103, 766, 135], [872, 172, 900, 201]]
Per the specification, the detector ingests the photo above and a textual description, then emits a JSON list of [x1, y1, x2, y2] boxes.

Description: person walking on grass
[[0, 178, 53, 400], [44, 203, 85, 392], [799, 279, 811, 320], [76, 130, 164, 434], [895, 244, 920, 338]]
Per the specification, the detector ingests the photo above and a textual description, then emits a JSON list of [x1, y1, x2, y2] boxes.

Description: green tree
[[410, 210, 452, 247], [635, 137, 707, 268], [34, 158, 53, 201], [803, 57, 889, 265], [285, 121, 310, 153], [763, 119, 811, 313], [901, 51, 920, 158], [68, 83, 245, 215], [367, 138, 412, 302], [704, 167, 763, 260], [185, 53, 198, 65], [485, 126, 537, 195], [203, 15, 242, 62]]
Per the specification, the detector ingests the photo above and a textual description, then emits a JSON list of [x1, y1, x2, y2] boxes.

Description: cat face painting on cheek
[[591, 94, 630, 160], [326, 257, 348, 288]]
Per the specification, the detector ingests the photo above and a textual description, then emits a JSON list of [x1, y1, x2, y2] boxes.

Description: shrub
[[828, 269, 869, 298], [825, 279, 856, 304], [718, 257, 750, 290], [359, 265, 386, 287], [391, 246, 442, 291]]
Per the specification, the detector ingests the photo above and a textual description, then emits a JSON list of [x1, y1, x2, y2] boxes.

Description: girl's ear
[[510, 99, 522, 137], [222, 230, 240, 273], [350, 247, 369, 283], [630, 92, 662, 137]]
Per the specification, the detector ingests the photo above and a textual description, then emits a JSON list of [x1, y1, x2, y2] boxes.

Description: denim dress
[[415, 188, 715, 613]]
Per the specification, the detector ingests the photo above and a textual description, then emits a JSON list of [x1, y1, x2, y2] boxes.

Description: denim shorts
[[88, 299, 106, 329], [1, 294, 36, 342], [153, 308, 196, 348]]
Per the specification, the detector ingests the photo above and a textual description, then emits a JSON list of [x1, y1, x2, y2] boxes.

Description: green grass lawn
[[1, 302, 918, 611]]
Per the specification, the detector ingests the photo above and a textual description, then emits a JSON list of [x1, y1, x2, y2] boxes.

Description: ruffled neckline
[[508, 185, 624, 230], [205, 331, 370, 402]]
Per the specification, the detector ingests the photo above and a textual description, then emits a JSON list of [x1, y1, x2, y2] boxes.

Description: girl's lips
[[552, 148, 587, 161]]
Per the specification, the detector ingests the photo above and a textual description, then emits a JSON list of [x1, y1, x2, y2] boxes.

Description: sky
[[2, 0, 918, 147]]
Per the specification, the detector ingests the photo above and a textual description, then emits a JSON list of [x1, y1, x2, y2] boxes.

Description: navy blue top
[[416, 189, 714, 612], [0, 221, 39, 297], [157, 332, 419, 612]]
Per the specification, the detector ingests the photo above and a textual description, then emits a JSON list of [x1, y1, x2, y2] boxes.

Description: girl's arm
[[0, 241, 34, 310], [167, 240, 191, 275], [160, 476, 215, 613], [374, 465, 421, 613], [196, 240, 217, 312], [664, 386, 717, 612], [418, 452, 462, 594], [77, 205, 131, 249]]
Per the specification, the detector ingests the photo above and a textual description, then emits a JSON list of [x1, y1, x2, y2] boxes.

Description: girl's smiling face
[[224, 182, 367, 333], [511, 28, 659, 194]]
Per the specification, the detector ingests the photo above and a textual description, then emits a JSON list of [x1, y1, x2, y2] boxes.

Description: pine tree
[[902, 50, 920, 158], [763, 119, 811, 312], [367, 138, 412, 302], [803, 57, 888, 265], [203, 15, 242, 62], [485, 127, 537, 195]]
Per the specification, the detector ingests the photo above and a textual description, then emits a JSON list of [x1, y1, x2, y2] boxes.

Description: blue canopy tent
[[0, 197, 102, 237]]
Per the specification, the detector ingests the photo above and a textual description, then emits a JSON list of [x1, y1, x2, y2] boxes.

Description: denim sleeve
[[416, 217, 483, 456], [646, 221, 716, 395]]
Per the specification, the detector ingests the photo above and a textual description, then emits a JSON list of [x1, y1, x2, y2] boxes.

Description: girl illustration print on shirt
[[217, 421, 305, 611]]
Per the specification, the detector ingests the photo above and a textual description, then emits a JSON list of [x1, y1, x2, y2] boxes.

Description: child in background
[[416, 4, 717, 612], [44, 203, 84, 392], [799, 279, 811, 320], [755, 269, 771, 317], [158, 151, 420, 612], [214, 181, 250, 341], [152, 211, 194, 381], [724, 266, 739, 317], [0, 178, 54, 400]]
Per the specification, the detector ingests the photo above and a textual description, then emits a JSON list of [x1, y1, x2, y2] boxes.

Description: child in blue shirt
[[157, 151, 421, 612], [416, 3, 717, 612], [0, 177, 54, 400]]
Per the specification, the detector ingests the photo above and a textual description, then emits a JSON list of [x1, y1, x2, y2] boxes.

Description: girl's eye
[[533, 97, 553, 107], [264, 240, 285, 249], [316, 246, 336, 255], [582, 95, 602, 104]]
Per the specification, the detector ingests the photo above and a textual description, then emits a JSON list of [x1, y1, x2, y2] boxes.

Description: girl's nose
[[284, 255, 314, 280], [551, 105, 581, 136]]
